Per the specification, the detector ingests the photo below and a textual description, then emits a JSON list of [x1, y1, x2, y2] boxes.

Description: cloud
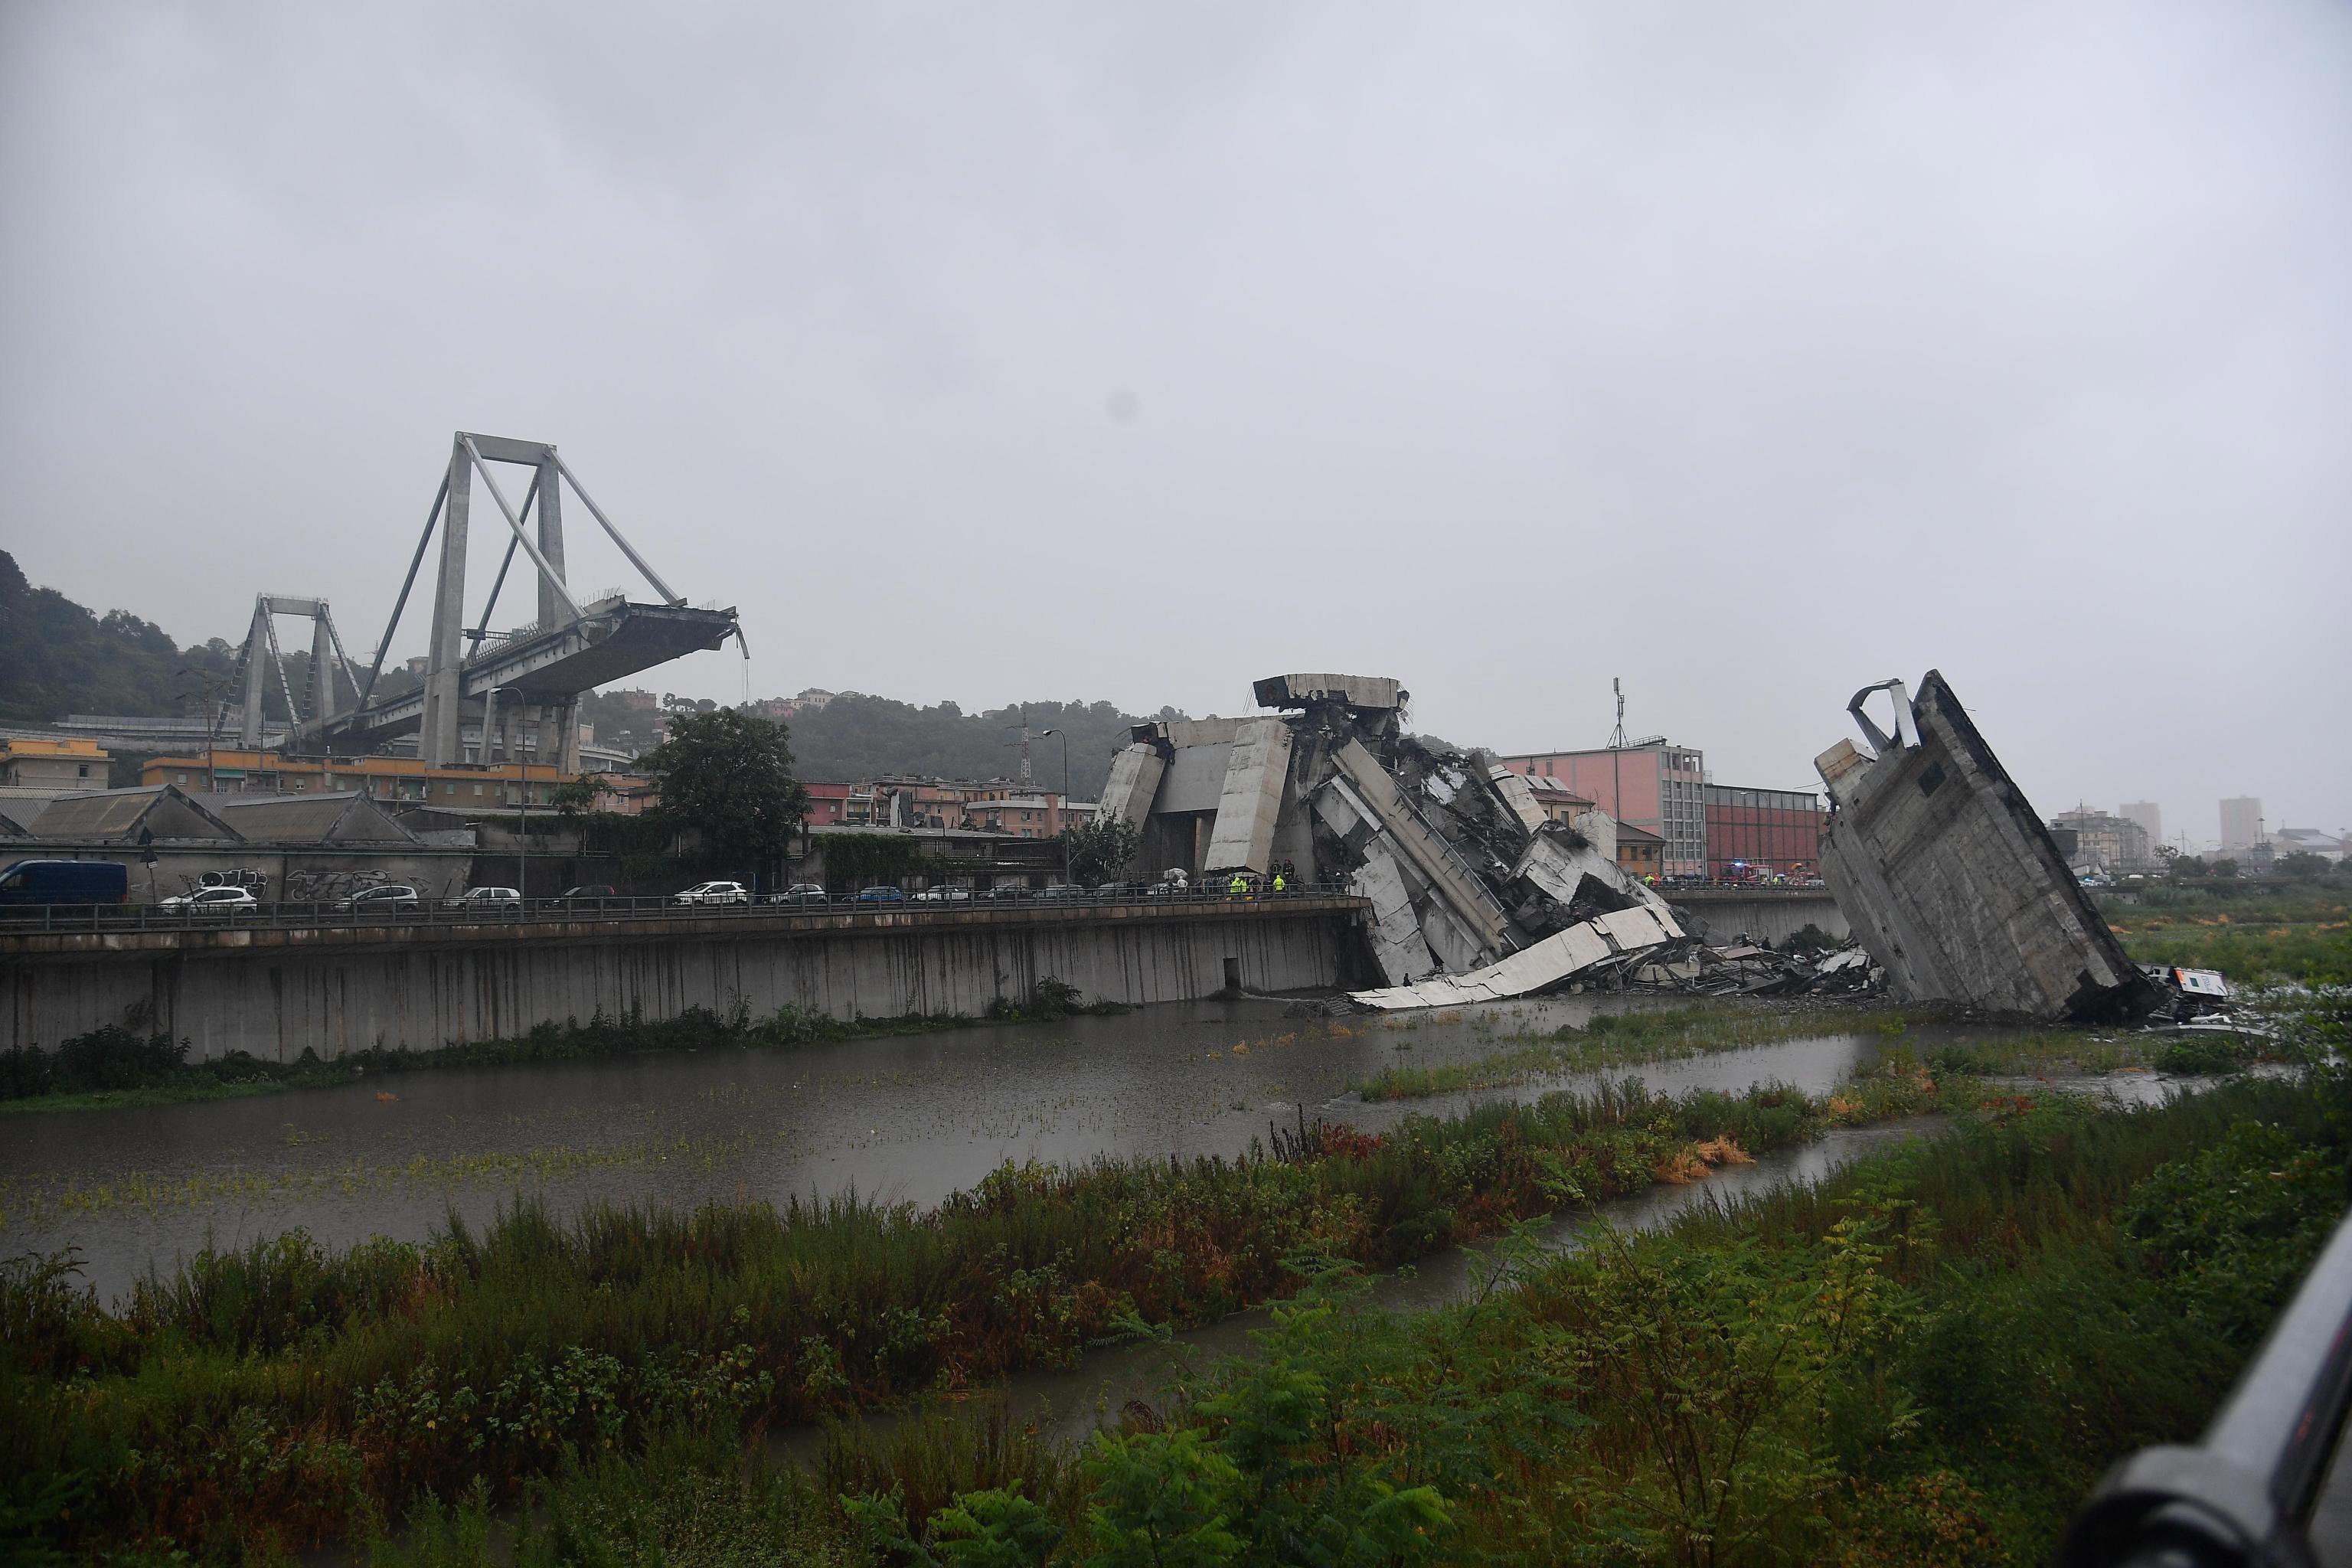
[[2, 0, 2347, 839]]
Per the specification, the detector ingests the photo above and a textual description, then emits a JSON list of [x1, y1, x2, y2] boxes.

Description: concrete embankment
[[1668, 888, 1848, 949], [0, 898, 1366, 1061]]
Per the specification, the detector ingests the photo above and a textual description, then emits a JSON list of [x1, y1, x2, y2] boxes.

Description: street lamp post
[[487, 685, 531, 900], [1040, 727, 1070, 884]]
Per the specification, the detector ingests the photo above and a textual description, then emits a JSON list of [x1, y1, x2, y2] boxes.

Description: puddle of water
[[1, 995, 1922, 1302]]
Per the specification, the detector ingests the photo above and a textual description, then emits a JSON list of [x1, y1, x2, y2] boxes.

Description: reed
[[1, 1063, 1945, 1560]]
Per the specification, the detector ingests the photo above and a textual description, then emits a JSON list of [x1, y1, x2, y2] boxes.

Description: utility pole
[[1041, 727, 1070, 882]]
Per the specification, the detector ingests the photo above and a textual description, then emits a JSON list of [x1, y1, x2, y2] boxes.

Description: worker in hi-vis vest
[[1229, 872, 1248, 900]]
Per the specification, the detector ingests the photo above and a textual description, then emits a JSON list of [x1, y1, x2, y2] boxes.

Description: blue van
[[0, 859, 130, 905]]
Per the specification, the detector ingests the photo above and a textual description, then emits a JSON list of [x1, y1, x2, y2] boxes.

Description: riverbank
[[1357, 997, 2307, 1103], [2, 1063, 1945, 1560], [376, 1073, 2341, 1568], [0, 980, 1120, 1114], [1353, 1002, 1929, 1099]]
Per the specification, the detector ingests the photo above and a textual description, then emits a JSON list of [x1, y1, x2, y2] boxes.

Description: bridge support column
[[420, 440, 472, 767], [237, 599, 270, 747], [306, 608, 335, 724], [533, 452, 580, 774]]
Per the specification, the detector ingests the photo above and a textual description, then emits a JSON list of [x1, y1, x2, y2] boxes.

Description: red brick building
[[1702, 784, 1824, 880]]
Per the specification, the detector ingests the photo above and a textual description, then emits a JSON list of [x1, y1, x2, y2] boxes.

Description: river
[[3, 993, 2053, 1302]]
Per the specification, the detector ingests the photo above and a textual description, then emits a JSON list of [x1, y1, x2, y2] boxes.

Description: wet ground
[[775, 1117, 1947, 1461], [0, 992, 2127, 1302]]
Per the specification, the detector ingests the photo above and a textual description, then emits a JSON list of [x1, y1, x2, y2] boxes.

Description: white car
[[675, 880, 750, 906], [335, 884, 420, 913], [913, 885, 972, 903], [160, 887, 259, 916], [443, 887, 522, 913]]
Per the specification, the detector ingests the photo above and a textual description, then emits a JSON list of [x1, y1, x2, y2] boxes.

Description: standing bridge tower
[[284, 433, 742, 769]]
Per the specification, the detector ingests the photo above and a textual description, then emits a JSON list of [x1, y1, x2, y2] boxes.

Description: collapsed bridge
[[1099, 674, 1690, 1008], [227, 433, 740, 770]]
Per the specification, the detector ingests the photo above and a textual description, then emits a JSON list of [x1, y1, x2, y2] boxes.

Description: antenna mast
[[1008, 705, 1035, 785], [1609, 678, 1628, 750]]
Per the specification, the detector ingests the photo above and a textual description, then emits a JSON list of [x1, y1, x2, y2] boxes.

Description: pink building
[[801, 781, 852, 826], [962, 793, 1069, 838], [1494, 743, 1707, 877]]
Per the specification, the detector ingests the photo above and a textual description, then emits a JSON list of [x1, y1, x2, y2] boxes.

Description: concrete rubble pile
[[1812, 671, 2160, 1024], [1098, 674, 1689, 1010], [1625, 940, 1886, 1000]]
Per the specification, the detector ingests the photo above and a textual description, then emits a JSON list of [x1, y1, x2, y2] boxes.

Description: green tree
[[549, 773, 607, 817], [2275, 851, 2331, 880], [639, 710, 809, 867], [1062, 815, 1144, 887]]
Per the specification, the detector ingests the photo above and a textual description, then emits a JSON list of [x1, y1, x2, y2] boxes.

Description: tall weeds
[[2, 1067, 1939, 1560]]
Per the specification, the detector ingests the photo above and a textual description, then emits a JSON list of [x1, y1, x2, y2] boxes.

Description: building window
[[474, 784, 485, 797], [176, 773, 188, 784]]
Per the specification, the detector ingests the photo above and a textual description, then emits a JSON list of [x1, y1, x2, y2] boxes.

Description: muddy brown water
[[5, 994, 2047, 1303]]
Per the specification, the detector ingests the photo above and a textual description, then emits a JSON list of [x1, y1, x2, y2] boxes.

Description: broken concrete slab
[[1511, 831, 1669, 917], [1815, 671, 2157, 1022], [1327, 737, 1514, 960], [1349, 904, 1684, 1011], [1097, 743, 1167, 835], [1251, 673, 1403, 710], [1486, 765, 1552, 838], [1349, 844, 1439, 987], [1204, 717, 1295, 874]]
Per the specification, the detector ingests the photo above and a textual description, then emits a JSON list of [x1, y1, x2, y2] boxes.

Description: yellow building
[[1, 736, 110, 789], [140, 750, 646, 811]]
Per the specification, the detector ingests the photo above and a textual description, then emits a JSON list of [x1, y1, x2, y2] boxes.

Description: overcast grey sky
[[4, 2, 2347, 844]]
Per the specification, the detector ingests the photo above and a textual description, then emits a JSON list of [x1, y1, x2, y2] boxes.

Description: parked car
[[334, 884, 420, 913], [0, 858, 129, 906], [443, 887, 522, 913], [675, 880, 750, 906], [550, 884, 619, 907], [1036, 883, 1083, 900], [913, 885, 972, 903], [853, 885, 906, 903], [158, 886, 259, 917], [766, 883, 829, 906], [983, 884, 1032, 901]]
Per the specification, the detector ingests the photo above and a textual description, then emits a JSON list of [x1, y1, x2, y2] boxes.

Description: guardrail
[[2062, 1206, 2352, 1566], [0, 881, 1362, 936]]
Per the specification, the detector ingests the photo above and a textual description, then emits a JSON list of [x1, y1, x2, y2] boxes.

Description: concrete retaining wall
[[0, 900, 1361, 1062], [1667, 890, 1849, 949]]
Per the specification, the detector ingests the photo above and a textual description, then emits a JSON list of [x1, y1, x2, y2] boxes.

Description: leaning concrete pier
[[0, 898, 1367, 1061]]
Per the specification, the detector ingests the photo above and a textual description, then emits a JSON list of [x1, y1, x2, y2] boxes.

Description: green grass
[[347, 1075, 2341, 1568], [0, 1064, 1948, 1560], [2100, 891, 2352, 988], [1354, 1004, 1927, 1099], [1917, 1024, 2284, 1080]]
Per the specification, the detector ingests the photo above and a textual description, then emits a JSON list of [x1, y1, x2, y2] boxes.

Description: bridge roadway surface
[[0, 893, 1372, 1061]]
